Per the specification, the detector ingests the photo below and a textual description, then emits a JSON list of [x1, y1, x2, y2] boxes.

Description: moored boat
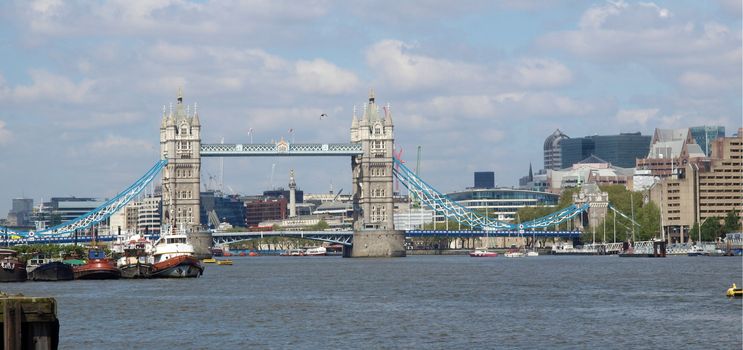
[[202, 258, 217, 264], [74, 248, 121, 280], [305, 247, 327, 256], [0, 249, 27, 282], [216, 259, 233, 265], [117, 239, 154, 279], [504, 249, 525, 258], [150, 233, 203, 278], [27, 255, 74, 281], [469, 249, 498, 257]]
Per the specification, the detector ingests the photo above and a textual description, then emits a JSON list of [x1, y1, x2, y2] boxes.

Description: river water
[[2, 255, 741, 349]]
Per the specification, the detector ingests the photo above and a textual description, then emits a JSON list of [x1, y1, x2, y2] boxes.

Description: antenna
[[219, 137, 224, 193], [270, 163, 276, 189]]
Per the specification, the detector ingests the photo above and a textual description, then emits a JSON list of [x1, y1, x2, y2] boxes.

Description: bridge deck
[[201, 143, 362, 157]]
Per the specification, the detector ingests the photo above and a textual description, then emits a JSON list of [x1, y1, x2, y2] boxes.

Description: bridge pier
[[349, 230, 406, 258]]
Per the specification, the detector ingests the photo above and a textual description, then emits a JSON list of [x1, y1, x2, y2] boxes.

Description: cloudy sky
[[0, 0, 741, 215]]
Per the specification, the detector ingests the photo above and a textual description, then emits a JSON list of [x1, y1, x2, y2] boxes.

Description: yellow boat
[[216, 259, 233, 265], [202, 258, 217, 264], [726, 283, 742, 298]]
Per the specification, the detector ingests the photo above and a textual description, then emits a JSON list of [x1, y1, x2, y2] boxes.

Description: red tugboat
[[0, 249, 27, 282], [74, 248, 121, 280]]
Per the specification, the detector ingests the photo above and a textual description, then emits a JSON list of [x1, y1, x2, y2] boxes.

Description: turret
[[384, 102, 393, 125], [191, 102, 200, 127]]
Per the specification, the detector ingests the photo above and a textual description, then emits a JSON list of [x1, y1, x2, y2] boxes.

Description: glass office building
[[689, 126, 725, 156], [446, 188, 559, 222], [473, 171, 495, 189], [561, 132, 651, 168]]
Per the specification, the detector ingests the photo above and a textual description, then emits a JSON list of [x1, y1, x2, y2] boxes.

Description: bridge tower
[[160, 88, 201, 232], [349, 89, 406, 257]]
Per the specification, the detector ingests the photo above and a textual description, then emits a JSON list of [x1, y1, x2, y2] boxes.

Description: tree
[[700, 217, 722, 241], [723, 209, 741, 234], [689, 222, 700, 242], [636, 201, 660, 241]]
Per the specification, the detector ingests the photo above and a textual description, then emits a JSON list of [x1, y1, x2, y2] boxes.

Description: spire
[[167, 102, 175, 126], [528, 162, 534, 182], [192, 102, 200, 126], [161, 105, 167, 128], [368, 88, 375, 103], [351, 105, 358, 129], [177, 87, 183, 104], [384, 102, 392, 125]]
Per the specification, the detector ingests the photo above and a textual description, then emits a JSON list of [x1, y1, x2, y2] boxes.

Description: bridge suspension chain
[[393, 158, 593, 230], [0, 160, 168, 239]]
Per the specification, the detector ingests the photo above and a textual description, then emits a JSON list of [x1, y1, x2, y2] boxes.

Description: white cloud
[[87, 135, 155, 155], [366, 39, 487, 91], [294, 59, 360, 95], [509, 58, 573, 88], [615, 108, 659, 125], [2, 70, 95, 103], [0, 120, 12, 144]]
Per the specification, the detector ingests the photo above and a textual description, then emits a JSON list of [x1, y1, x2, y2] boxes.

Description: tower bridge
[[1, 89, 611, 256]]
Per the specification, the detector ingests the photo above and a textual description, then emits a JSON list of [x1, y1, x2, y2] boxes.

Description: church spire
[[177, 87, 183, 104]]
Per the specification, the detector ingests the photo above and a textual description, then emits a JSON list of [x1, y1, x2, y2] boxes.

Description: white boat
[[504, 250, 525, 258], [305, 246, 327, 256], [525, 251, 539, 257], [150, 232, 203, 278]]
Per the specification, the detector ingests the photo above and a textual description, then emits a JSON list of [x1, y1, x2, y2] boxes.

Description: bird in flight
[[320, 113, 328, 119]]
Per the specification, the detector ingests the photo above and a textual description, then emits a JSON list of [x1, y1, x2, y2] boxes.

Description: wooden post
[[1, 295, 58, 350], [4, 299, 22, 350]]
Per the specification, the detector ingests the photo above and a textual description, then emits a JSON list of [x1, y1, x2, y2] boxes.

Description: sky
[[0, 0, 741, 215]]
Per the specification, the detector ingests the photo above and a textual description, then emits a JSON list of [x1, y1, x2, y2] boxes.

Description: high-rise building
[[650, 129, 743, 242], [689, 126, 725, 157], [474, 171, 495, 189], [636, 128, 706, 178], [561, 132, 651, 168], [544, 129, 569, 171], [6, 198, 33, 227], [199, 191, 245, 229]]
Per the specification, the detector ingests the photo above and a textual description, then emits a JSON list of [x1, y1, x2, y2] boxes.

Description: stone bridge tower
[[349, 90, 405, 257], [160, 89, 201, 232]]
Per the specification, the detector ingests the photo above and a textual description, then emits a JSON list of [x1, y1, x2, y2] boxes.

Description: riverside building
[[649, 129, 743, 243]]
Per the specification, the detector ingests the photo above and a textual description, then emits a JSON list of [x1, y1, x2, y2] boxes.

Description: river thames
[[2, 255, 741, 349]]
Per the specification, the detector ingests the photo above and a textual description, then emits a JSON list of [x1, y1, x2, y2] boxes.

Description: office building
[[474, 171, 495, 189], [650, 129, 743, 242], [561, 132, 651, 168], [544, 129, 569, 171], [636, 128, 706, 178], [689, 126, 725, 157], [548, 155, 635, 191]]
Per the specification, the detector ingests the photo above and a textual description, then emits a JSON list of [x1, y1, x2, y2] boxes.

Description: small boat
[[150, 232, 203, 278], [0, 249, 27, 282], [305, 247, 327, 256], [726, 283, 742, 298], [688, 246, 708, 256], [27, 255, 74, 281], [74, 248, 121, 280], [210, 248, 224, 257], [117, 239, 154, 279], [525, 250, 539, 257], [504, 249, 525, 258], [469, 249, 498, 257], [280, 249, 305, 256], [202, 258, 217, 264], [216, 259, 233, 265]]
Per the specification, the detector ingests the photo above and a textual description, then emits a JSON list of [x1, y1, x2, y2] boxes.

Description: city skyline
[[0, 0, 741, 215]]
